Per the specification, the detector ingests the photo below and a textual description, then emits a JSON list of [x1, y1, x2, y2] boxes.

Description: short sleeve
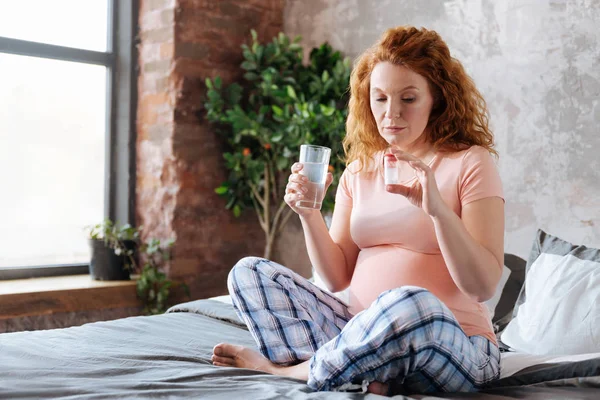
[[335, 167, 353, 206], [458, 146, 504, 206]]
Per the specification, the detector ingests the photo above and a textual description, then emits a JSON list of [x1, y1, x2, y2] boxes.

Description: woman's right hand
[[284, 163, 333, 217]]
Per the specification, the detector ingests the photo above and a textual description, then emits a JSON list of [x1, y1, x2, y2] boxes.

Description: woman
[[211, 26, 504, 396]]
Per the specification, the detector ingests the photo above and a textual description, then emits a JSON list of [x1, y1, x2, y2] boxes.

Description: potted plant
[[87, 219, 139, 281], [86, 219, 187, 315], [204, 30, 350, 259]]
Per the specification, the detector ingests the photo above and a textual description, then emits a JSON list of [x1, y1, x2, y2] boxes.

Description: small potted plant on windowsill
[[87, 219, 139, 281], [86, 219, 189, 315]]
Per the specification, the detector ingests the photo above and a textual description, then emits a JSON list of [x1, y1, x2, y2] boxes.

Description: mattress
[[0, 298, 598, 399]]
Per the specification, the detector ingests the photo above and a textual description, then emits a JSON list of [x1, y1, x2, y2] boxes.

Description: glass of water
[[297, 144, 331, 210]]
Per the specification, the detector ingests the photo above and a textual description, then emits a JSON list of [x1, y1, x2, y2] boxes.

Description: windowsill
[[0, 274, 141, 320]]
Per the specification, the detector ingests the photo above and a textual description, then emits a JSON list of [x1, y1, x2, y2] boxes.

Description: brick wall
[[137, 0, 308, 300]]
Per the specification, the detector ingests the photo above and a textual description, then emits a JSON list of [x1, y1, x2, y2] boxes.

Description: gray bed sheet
[[0, 299, 598, 400]]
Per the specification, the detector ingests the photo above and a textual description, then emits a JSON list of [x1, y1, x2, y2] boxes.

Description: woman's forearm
[[299, 212, 351, 292], [431, 205, 503, 302]]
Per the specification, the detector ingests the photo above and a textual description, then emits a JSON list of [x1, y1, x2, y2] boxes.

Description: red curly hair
[[344, 26, 497, 170]]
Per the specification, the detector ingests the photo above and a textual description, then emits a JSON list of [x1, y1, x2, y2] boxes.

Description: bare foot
[[212, 343, 277, 374], [367, 381, 389, 396], [212, 343, 311, 381]]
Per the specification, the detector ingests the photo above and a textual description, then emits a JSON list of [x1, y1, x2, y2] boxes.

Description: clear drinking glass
[[296, 144, 331, 210]]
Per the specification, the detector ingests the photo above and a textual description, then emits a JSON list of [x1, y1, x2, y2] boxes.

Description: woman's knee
[[375, 286, 450, 327], [377, 286, 436, 304], [227, 256, 264, 290]]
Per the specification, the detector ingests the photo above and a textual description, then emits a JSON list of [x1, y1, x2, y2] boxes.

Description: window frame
[[0, 0, 138, 280]]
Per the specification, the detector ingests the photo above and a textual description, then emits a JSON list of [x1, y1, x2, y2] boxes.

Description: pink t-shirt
[[335, 145, 504, 343]]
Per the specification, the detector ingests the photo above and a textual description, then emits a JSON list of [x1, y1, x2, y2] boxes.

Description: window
[[0, 1, 138, 279]]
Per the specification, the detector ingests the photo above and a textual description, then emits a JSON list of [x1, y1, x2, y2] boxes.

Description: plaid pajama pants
[[228, 256, 501, 394]]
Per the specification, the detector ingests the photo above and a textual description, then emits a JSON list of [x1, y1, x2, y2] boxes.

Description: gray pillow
[[492, 253, 526, 334]]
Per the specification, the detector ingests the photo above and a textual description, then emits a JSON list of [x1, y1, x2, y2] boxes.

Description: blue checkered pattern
[[228, 256, 500, 394]]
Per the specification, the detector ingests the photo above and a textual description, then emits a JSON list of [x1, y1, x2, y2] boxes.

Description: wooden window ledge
[[0, 275, 140, 321]]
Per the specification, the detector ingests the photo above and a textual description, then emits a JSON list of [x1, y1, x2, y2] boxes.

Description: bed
[[0, 298, 598, 399], [1, 229, 599, 399]]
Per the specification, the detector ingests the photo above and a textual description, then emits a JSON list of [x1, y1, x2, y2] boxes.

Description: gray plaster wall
[[284, 0, 600, 258]]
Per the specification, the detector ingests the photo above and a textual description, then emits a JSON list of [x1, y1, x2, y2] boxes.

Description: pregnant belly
[[348, 245, 457, 314]]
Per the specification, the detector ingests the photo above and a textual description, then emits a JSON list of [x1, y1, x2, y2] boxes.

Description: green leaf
[[276, 156, 288, 170], [214, 186, 228, 195], [233, 205, 242, 218], [241, 61, 257, 70], [272, 105, 283, 116], [286, 85, 297, 100], [244, 72, 259, 81], [255, 46, 264, 63], [205, 78, 213, 89], [258, 105, 270, 116], [320, 104, 335, 116], [242, 46, 253, 61], [223, 153, 235, 163], [225, 197, 236, 209]]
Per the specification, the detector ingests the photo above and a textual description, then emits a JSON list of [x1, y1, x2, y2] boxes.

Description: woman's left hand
[[386, 147, 448, 217]]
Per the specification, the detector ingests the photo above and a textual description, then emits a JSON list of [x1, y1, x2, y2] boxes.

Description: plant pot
[[88, 239, 135, 281]]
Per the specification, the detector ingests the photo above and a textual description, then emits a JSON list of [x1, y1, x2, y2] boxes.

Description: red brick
[[139, 26, 174, 44], [173, 59, 240, 81], [160, 8, 174, 26], [177, 0, 219, 12], [243, 0, 284, 10], [159, 42, 174, 58], [142, 59, 172, 74], [174, 42, 210, 60], [141, 0, 175, 13], [139, 9, 174, 31], [138, 92, 172, 124], [138, 43, 160, 64]]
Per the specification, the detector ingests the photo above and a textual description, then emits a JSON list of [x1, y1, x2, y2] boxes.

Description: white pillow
[[501, 252, 600, 355], [484, 265, 512, 319]]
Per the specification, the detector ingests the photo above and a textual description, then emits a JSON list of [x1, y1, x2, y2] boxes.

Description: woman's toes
[[212, 361, 230, 367], [367, 381, 389, 396], [214, 343, 243, 358], [211, 355, 234, 366]]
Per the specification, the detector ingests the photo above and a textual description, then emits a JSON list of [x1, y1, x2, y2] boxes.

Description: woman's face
[[369, 62, 435, 151]]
